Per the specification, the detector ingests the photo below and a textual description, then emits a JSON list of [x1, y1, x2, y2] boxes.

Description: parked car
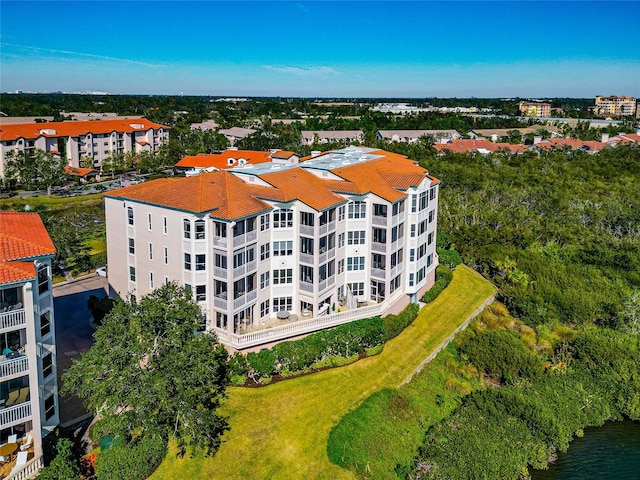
[[96, 266, 107, 277]]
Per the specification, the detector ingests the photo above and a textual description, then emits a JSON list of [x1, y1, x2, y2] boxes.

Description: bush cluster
[[422, 266, 454, 303], [230, 304, 421, 384], [95, 435, 167, 480], [87, 295, 115, 325]]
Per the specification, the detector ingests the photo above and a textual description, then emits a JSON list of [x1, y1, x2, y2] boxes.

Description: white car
[[96, 266, 107, 277]]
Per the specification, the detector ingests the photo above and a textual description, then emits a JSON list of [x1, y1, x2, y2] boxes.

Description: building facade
[[0, 212, 59, 479], [594, 95, 637, 117], [105, 147, 439, 351], [518, 101, 551, 118], [0, 119, 170, 178]]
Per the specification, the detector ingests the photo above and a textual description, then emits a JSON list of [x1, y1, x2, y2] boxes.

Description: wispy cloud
[[263, 65, 338, 76], [0, 42, 164, 68]]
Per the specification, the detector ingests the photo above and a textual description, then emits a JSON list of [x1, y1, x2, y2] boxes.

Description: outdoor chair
[[10, 451, 28, 476], [20, 434, 32, 451], [16, 388, 29, 405], [5, 390, 19, 407], [7, 435, 16, 444]]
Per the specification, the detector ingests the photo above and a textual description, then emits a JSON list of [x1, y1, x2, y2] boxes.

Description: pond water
[[530, 419, 640, 480]]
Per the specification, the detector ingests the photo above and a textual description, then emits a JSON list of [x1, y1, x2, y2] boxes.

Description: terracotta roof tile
[[0, 118, 168, 142], [64, 166, 95, 177], [0, 261, 36, 285], [259, 169, 346, 211], [175, 150, 273, 169]]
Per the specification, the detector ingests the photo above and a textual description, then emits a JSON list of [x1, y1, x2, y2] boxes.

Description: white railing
[[0, 356, 28, 379], [372, 216, 387, 226], [233, 265, 245, 278], [0, 309, 26, 331], [213, 267, 227, 278], [6, 455, 43, 480], [319, 224, 328, 235], [299, 281, 313, 293], [0, 402, 31, 427], [247, 230, 257, 242], [328, 220, 336, 231], [233, 235, 245, 247], [246, 260, 257, 272], [300, 225, 314, 236], [319, 251, 327, 264], [213, 289, 406, 349], [391, 262, 404, 278], [214, 297, 227, 309], [299, 253, 314, 265], [233, 290, 257, 310], [371, 242, 386, 253], [213, 237, 227, 248], [371, 267, 387, 279]]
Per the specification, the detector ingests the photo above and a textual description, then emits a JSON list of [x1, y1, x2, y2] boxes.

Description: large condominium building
[[0, 119, 170, 178], [105, 147, 439, 351], [0, 212, 59, 479], [594, 95, 637, 117], [518, 101, 551, 118]]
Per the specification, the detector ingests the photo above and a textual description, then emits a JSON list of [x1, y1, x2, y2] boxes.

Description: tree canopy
[[63, 282, 230, 456]]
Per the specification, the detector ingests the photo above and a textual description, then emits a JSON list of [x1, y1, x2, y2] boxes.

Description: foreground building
[[105, 147, 439, 351], [0, 118, 169, 178], [0, 212, 59, 479]]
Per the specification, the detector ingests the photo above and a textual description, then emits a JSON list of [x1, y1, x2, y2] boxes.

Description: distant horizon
[[2, 1, 639, 97]]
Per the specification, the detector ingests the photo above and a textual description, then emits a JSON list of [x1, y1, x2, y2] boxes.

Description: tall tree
[[63, 283, 230, 456], [4, 149, 67, 194]]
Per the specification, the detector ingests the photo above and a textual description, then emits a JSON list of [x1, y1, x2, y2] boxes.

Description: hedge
[[422, 265, 453, 303], [230, 304, 421, 385], [95, 435, 167, 480]]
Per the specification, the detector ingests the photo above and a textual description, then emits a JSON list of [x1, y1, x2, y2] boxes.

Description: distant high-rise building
[[518, 101, 551, 118], [594, 95, 637, 117]]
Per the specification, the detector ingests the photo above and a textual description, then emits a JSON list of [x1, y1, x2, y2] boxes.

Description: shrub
[[87, 295, 115, 325], [422, 266, 454, 303], [95, 435, 167, 480], [383, 303, 420, 340], [437, 248, 462, 269]]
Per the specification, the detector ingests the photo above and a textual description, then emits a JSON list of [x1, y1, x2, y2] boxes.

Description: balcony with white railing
[[213, 296, 228, 309], [0, 356, 28, 379], [3, 454, 43, 480], [372, 215, 387, 226], [233, 290, 257, 310], [371, 242, 386, 253], [371, 267, 387, 279], [299, 253, 314, 265], [213, 236, 227, 248], [0, 309, 26, 332], [300, 225, 314, 236], [299, 281, 314, 293], [213, 267, 227, 279], [0, 402, 31, 428]]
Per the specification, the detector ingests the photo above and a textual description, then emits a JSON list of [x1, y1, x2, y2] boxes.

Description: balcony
[[372, 216, 387, 226], [0, 356, 28, 379], [213, 296, 227, 309], [233, 290, 257, 310], [213, 267, 227, 279], [299, 281, 314, 293], [213, 236, 227, 248], [371, 242, 386, 253], [0, 402, 31, 428], [300, 225, 314, 236], [232, 231, 257, 247], [0, 310, 26, 333], [0, 448, 41, 480], [299, 253, 314, 265], [371, 267, 387, 279]]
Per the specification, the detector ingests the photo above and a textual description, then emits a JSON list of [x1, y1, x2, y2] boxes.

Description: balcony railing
[[213, 236, 227, 248], [371, 242, 386, 253], [213, 267, 227, 278], [299, 253, 314, 265], [0, 401, 31, 427], [0, 356, 28, 379], [371, 267, 387, 279], [214, 296, 227, 309], [0, 309, 26, 332], [233, 289, 257, 310], [299, 281, 314, 293], [213, 288, 406, 349], [372, 216, 387, 226], [5, 456, 43, 480], [300, 225, 314, 236]]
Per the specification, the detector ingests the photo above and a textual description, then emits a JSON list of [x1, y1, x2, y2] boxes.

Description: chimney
[[533, 135, 542, 145], [601, 133, 609, 143]]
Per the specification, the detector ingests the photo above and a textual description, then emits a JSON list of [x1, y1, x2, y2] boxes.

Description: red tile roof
[[175, 150, 274, 170], [0, 211, 56, 285], [64, 166, 95, 177], [0, 118, 168, 142], [271, 150, 297, 159], [434, 139, 500, 154]]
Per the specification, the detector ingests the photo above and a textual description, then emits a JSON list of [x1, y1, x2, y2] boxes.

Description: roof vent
[[130, 123, 145, 129], [227, 158, 235, 165], [238, 159, 247, 165], [39, 129, 57, 135]]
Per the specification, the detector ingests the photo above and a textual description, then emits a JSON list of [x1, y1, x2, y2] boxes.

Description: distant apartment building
[[518, 101, 551, 118], [0, 119, 170, 178], [300, 131, 364, 146], [217, 127, 256, 146], [0, 212, 59, 479], [190, 119, 220, 131], [105, 147, 439, 351], [594, 95, 637, 117], [375, 130, 461, 144]]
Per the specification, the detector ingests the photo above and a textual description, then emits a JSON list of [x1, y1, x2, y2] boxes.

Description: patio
[[0, 440, 35, 480]]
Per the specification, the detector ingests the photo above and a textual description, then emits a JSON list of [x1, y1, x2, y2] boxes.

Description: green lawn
[[151, 265, 496, 480]]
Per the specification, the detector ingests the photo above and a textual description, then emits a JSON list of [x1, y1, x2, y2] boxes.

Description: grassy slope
[[151, 265, 496, 480]]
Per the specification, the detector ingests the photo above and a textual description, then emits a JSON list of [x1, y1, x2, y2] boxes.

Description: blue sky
[[1, 1, 639, 97]]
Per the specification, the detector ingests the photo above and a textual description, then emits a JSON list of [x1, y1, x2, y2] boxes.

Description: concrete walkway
[[53, 274, 107, 427]]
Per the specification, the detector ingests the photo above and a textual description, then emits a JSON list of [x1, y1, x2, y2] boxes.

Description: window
[[371, 280, 386, 302], [195, 220, 206, 240], [411, 194, 417, 213], [348, 230, 366, 245], [338, 205, 345, 221], [42, 352, 54, 379], [147, 213, 152, 231], [215, 253, 227, 269], [410, 248, 415, 262], [149, 272, 154, 289], [196, 254, 206, 271], [348, 201, 366, 219], [390, 275, 401, 293], [300, 211, 315, 226], [411, 224, 416, 237], [260, 272, 270, 289], [300, 237, 314, 255], [273, 269, 293, 285], [163, 216, 168, 234], [44, 394, 56, 420], [318, 260, 335, 281], [417, 266, 426, 282], [348, 282, 364, 296], [40, 311, 51, 337], [373, 203, 387, 217], [260, 214, 270, 231], [300, 265, 313, 283], [338, 233, 345, 248], [427, 253, 433, 267], [215, 222, 227, 238], [273, 297, 292, 312], [260, 243, 270, 261], [428, 232, 434, 245], [215, 280, 227, 298], [419, 191, 428, 211], [196, 285, 206, 302], [347, 256, 365, 271], [372, 228, 387, 244], [127, 207, 134, 225], [392, 224, 404, 242], [429, 210, 435, 223], [273, 209, 293, 228], [338, 259, 344, 274], [372, 253, 386, 270], [129, 266, 136, 282], [183, 219, 191, 239], [430, 187, 436, 201], [163, 247, 168, 265], [233, 274, 256, 299], [148, 243, 153, 260], [184, 253, 192, 270], [216, 312, 228, 329], [409, 273, 415, 287], [393, 200, 405, 216], [37, 265, 49, 294], [260, 300, 270, 317], [273, 241, 293, 256]]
